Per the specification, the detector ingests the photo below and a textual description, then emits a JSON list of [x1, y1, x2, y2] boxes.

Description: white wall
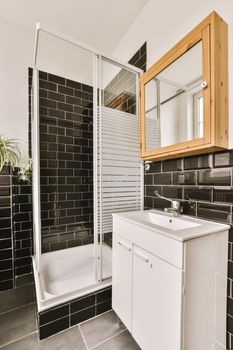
[[0, 21, 32, 160], [112, 0, 233, 148], [0, 20, 93, 160], [1, 1, 233, 159]]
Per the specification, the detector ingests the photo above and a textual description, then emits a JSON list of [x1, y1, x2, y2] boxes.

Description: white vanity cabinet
[[132, 246, 182, 350], [112, 210, 229, 350]]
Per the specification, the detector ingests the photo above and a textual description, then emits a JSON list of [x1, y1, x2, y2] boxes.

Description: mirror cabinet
[[140, 11, 228, 161]]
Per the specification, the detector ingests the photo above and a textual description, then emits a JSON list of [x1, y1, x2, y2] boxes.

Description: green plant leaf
[[0, 135, 21, 171]]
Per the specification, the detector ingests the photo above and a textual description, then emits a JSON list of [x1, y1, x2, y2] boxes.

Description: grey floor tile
[[0, 303, 37, 347], [0, 284, 35, 314], [93, 330, 141, 350], [80, 310, 125, 349], [0, 327, 86, 350]]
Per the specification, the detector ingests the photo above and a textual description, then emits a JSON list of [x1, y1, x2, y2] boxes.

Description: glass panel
[[36, 34, 95, 258], [145, 41, 203, 151], [102, 60, 137, 114], [99, 58, 139, 281], [145, 79, 160, 149]]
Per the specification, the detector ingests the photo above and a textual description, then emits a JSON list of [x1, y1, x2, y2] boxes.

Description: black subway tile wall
[[38, 286, 112, 340], [214, 189, 233, 204], [12, 171, 33, 277], [196, 202, 231, 223], [214, 150, 233, 168], [0, 167, 13, 292], [103, 42, 146, 115], [0, 165, 33, 294], [144, 150, 233, 346], [33, 69, 94, 253], [128, 42, 147, 72], [162, 158, 182, 172], [103, 69, 137, 114], [154, 172, 172, 185], [184, 187, 211, 202], [183, 154, 211, 170], [173, 171, 197, 185], [198, 169, 231, 186]]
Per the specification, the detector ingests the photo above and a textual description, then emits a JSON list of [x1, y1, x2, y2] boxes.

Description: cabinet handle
[[134, 250, 149, 263], [118, 241, 131, 252]]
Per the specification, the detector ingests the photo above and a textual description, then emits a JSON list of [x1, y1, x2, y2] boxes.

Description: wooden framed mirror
[[140, 11, 228, 161]]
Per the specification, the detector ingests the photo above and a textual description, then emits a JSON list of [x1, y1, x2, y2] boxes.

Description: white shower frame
[[32, 22, 144, 279]]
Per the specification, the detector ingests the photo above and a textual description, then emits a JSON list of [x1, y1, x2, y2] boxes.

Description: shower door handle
[[118, 241, 131, 252]]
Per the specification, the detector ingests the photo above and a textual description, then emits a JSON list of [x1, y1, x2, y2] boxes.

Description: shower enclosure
[[31, 24, 143, 312]]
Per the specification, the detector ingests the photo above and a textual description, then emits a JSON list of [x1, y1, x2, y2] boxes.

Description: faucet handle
[[154, 190, 183, 216], [154, 191, 172, 203]]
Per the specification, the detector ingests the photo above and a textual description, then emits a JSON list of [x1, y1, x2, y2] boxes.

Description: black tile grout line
[[145, 194, 233, 207], [145, 184, 233, 189], [89, 329, 127, 350], [145, 167, 233, 174]]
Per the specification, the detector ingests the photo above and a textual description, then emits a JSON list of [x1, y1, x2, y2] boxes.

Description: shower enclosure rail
[[33, 23, 142, 74], [32, 22, 143, 280], [31, 68, 41, 273]]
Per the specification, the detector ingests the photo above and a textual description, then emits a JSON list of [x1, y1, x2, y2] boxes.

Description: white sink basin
[[113, 209, 230, 241], [142, 211, 201, 231]]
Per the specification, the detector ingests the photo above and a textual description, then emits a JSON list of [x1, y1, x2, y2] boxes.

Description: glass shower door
[[32, 35, 99, 290], [31, 25, 142, 292], [93, 55, 143, 283]]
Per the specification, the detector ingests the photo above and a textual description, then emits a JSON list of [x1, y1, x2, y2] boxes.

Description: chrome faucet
[[154, 191, 182, 217]]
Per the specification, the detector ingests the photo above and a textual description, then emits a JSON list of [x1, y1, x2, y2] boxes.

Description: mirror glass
[[145, 41, 203, 151]]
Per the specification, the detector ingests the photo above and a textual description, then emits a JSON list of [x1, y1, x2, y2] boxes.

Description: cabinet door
[[112, 233, 132, 331], [132, 246, 183, 350]]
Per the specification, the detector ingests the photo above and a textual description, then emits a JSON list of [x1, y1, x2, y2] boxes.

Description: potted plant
[[0, 134, 32, 182], [0, 134, 21, 172]]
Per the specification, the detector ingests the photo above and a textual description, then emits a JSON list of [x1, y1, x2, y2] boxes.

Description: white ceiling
[[0, 0, 148, 53]]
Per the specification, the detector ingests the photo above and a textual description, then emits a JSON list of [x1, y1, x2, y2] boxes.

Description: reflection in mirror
[[145, 41, 203, 151], [145, 79, 159, 150]]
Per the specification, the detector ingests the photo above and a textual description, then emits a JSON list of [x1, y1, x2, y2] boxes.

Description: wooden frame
[[140, 11, 228, 161]]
